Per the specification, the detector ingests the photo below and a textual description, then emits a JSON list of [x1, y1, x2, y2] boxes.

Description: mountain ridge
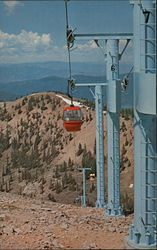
[[0, 74, 133, 108], [0, 91, 133, 208], [0, 61, 107, 83]]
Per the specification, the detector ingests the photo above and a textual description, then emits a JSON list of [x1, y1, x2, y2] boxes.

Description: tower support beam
[[75, 83, 106, 208], [105, 39, 123, 216], [76, 168, 91, 207], [95, 85, 105, 208]]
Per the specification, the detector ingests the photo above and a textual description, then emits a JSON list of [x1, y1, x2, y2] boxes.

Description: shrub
[[121, 193, 134, 214], [69, 133, 73, 141], [15, 104, 21, 110], [59, 161, 67, 172], [68, 157, 74, 170], [90, 183, 95, 193], [120, 156, 125, 172], [18, 108, 22, 114], [89, 113, 93, 121], [27, 100, 34, 111], [76, 143, 84, 156], [53, 167, 61, 178], [125, 138, 129, 146], [69, 183, 76, 191], [122, 144, 127, 155], [82, 150, 96, 176], [121, 121, 126, 131], [86, 114, 89, 122], [41, 106, 48, 111], [88, 200, 95, 207], [128, 160, 131, 167], [0, 130, 11, 154], [48, 193, 56, 202], [55, 181, 62, 194]]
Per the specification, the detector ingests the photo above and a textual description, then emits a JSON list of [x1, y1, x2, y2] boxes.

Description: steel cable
[[64, 0, 73, 104]]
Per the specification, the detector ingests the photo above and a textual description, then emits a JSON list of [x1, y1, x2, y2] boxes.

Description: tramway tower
[[128, 0, 157, 248]]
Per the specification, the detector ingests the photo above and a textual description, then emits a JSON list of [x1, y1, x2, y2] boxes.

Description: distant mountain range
[[0, 61, 133, 108], [0, 74, 105, 100], [0, 61, 106, 83]]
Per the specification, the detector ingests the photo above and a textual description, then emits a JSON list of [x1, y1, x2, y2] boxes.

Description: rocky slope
[[0, 192, 133, 249]]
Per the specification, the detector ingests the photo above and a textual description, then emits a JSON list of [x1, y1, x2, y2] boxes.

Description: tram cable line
[[63, 0, 84, 133]]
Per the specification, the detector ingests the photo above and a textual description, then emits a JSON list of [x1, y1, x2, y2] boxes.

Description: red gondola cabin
[[63, 106, 83, 132]]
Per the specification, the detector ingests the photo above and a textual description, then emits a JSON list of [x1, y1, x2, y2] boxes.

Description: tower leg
[[95, 85, 105, 208], [105, 39, 123, 216], [128, 113, 157, 249], [105, 112, 124, 216]]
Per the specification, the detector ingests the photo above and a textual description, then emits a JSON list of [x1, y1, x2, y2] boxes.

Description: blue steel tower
[[128, 0, 157, 248], [105, 39, 124, 216], [73, 33, 132, 211]]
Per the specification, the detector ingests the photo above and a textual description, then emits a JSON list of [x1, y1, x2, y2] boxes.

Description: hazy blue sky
[[0, 0, 133, 64]]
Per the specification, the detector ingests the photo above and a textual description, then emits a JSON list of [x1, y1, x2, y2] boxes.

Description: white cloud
[[0, 29, 101, 63], [3, 1, 24, 15], [0, 30, 52, 52], [69, 40, 107, 63], [77, 40, 98, 51], [16, 30, 52, 51], [0, 29, 60, 63], [0, 30, 133, 64], [63, 41, 98, 52]]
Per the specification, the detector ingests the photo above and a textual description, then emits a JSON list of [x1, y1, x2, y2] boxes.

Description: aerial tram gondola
[[63, 105, 84, 132]]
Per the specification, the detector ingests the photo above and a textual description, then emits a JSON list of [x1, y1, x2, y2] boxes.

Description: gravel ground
[[0, 192, 133, 249]]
